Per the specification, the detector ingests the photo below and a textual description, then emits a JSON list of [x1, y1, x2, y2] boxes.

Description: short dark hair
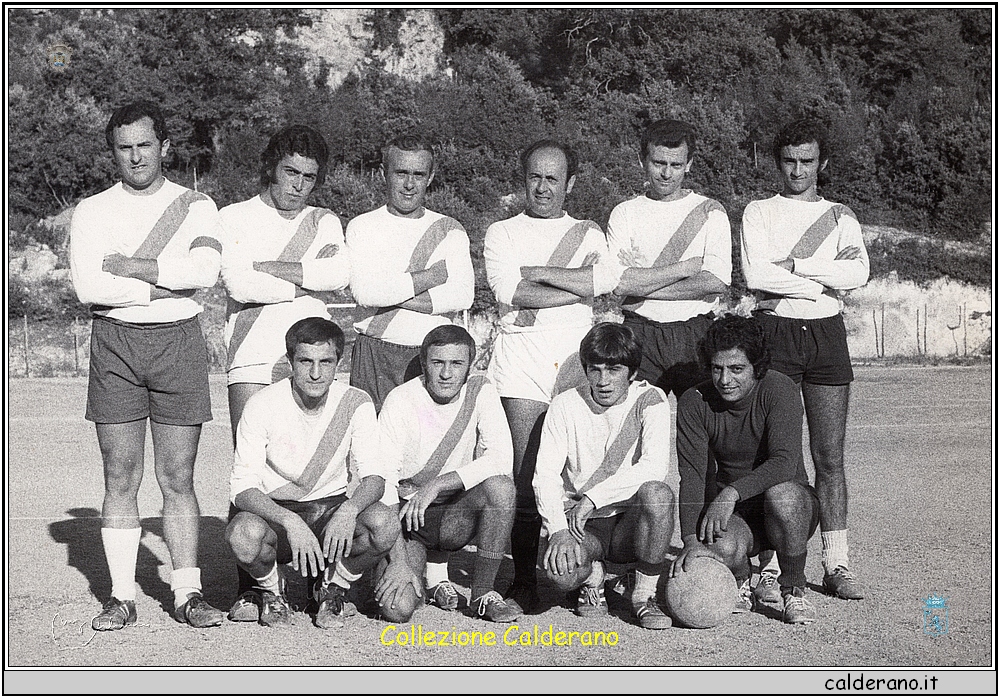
[[105, 101, 169, 148], [579, 322, 642, 375], [699, 315, 770, 380], [260, 125, 330, 189], [520, 139, 578, 181], [640, 119, 696, 161], [284, 317, 345, 360], [772, 118, 828, 165], [419, 324, 476, 366], [381, 134, 435, 173]]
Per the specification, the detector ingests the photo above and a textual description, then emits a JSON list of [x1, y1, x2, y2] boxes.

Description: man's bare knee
[[636, 481, 675, 517], [481, 475, 516, 507], [359, 503, 400, 554], [227, 514, 270, 564], [708, 533, 744, 568]]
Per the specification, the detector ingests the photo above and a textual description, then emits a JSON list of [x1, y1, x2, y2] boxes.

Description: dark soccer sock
[[237, 565, 256, 594], [471, 549, 505, 601], [511, 514, 542, 584], [777, 552, 808, 592]]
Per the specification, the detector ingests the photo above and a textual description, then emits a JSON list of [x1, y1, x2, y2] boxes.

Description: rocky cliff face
[[285, 8, 445, 88]]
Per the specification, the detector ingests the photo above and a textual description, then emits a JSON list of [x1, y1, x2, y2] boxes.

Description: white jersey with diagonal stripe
[[69, 179, 222, 323], [220, 196, 349, 381], [377, 375, 513, 506], [532, 381, 671, 537], [741, 195, 869, 319], [230, 379, 380, 503], [607, 191, 732, 323], [484, 211, 619, 334], [347, 206, 474, 347]]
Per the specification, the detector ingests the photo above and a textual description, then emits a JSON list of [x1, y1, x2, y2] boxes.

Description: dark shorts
[[584, 512, 627, 561], [86, 315, 212, 425], [229, 494, 349, 565], [756, 312, 854, 386], [402, 491, 467, 552], [731, 484, 820, 556], [349, 332, 422, 413], [623, 312, 713, 398]]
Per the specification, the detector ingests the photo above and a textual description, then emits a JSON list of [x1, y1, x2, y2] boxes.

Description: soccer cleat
[[733, 578, 754, 613], [634, 596, 672, 630], [782, 587, 817, 624], [174, 592, 225, 628], [313, 582, 356, 630], [753, 570, 782, 604], [92, 597, 137, 631], [472, 591, 521, 623], [259, 590, 293, 627], [823, 566, 865, 600], [428, 580, 461, 611], [504, 580, 540, 615], [574, 583, 608, 618], [228, 589, 262, 622]]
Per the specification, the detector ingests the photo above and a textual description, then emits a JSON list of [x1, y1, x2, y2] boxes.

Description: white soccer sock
[[329, 560, 361, 590], [760, 550, 782, 576], [101, 527, 141, 601], [254, 563, 282, 594], [632, 570, 659, 606], [821, 530, 850, 572], [170, 567, 202, 608], [584, 560, 605, 588], [425, 561, 450, 589]]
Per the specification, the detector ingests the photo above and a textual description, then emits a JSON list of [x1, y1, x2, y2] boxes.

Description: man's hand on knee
[[699, 487, 738, 543], [543, 529, 584, 577], [375, 559, 423, 615], [322, 500, 360, 563]]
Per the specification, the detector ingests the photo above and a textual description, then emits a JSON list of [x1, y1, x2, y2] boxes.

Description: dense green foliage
[[8, 8, 992, 319]]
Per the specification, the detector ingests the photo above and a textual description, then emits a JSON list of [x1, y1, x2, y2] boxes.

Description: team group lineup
[[68, 100, 870, 637]]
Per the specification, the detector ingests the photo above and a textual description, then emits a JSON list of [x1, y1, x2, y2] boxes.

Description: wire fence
[[9, 300, 990, 380]]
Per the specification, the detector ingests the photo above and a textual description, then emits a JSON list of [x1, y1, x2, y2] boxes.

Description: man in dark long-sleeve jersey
[[671, 314, 820, 624]]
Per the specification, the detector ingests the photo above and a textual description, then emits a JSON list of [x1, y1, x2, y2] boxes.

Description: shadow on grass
[[48, 508, 235, 613]]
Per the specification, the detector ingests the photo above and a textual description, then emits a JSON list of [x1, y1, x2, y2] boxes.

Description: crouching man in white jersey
[[226, 318, 398, 629], [374, 325, 521, 623], [533, 323, 675, 630]]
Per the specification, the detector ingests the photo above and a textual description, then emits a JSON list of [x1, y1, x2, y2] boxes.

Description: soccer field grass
[[5, 366, 993, 670]]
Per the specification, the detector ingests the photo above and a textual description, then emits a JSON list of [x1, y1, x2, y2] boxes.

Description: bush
[[867, 236, 990, 288]]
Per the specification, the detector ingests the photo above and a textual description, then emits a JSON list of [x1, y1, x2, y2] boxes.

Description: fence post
[[72, 317, 80, 375], [924, 303, 928, 357], [915, 307, 921, 355], [963, 303, 968, 356], [872, 309, 879, 357], [23, 315, 30, 378], [881, 303, 886, 358]]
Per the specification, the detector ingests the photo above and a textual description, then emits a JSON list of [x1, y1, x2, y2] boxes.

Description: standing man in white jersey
[[70, 101, 225, 630], [374, 325, 520, 624], [346, 135, 475, 413], [484, 140, 620, 612], [608, 119, 732, 398], [221, 125, 350, 442], [221, 125, 351, 621], [226, 318, 397, 629], [741, 118, 869, 601]]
